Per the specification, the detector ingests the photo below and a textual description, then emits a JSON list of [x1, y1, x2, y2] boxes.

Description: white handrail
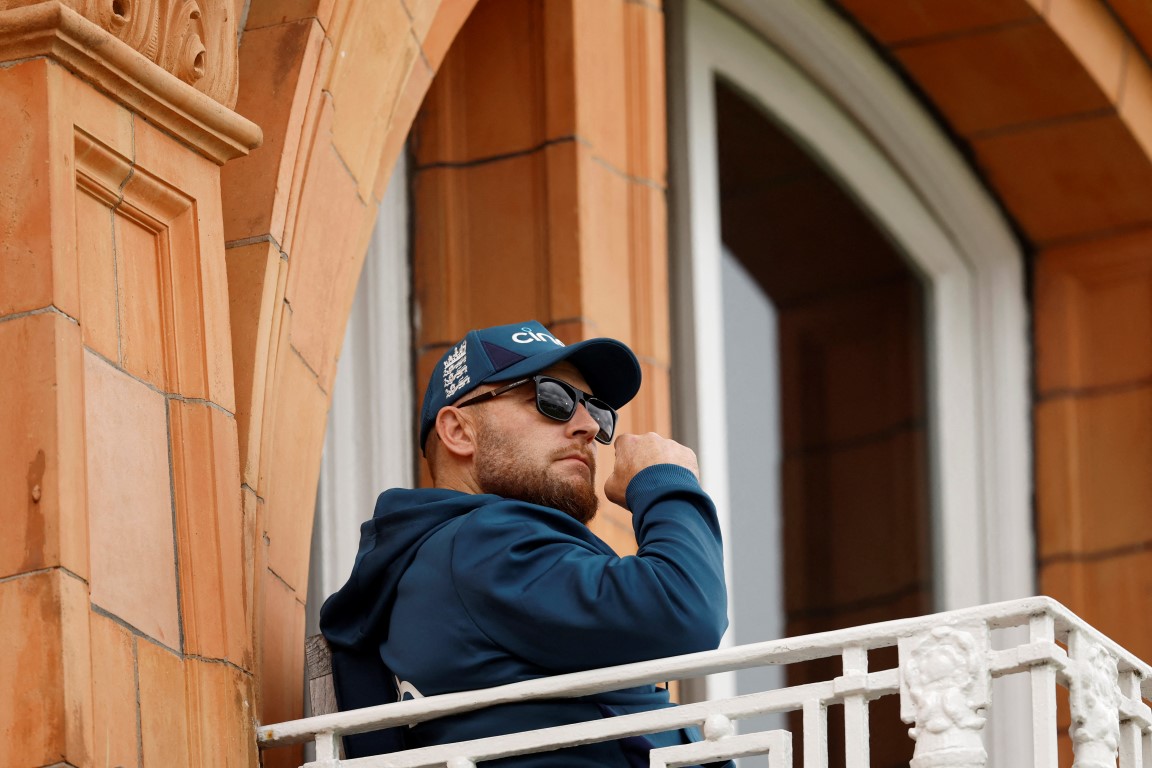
[[258, 596, 1152, 767]]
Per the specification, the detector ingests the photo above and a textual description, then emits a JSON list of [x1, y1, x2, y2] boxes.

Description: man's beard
[[474, 425, 599, 525]]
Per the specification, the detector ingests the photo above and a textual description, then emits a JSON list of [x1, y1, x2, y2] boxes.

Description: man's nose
[[566, 402, 600, 442]]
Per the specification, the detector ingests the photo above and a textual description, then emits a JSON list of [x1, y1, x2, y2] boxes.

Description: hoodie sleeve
[[449, 464, 728, 672]]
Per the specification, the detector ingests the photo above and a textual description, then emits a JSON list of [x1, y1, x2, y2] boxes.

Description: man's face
[[470, 362, 602, 524]]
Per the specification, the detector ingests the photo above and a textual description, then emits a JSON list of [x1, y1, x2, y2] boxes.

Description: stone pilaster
[[0, 2, 259, 764]]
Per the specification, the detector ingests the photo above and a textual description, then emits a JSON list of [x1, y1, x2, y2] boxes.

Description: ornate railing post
[[899, 624, 991, 768], [1068, 630, 1121, 768]]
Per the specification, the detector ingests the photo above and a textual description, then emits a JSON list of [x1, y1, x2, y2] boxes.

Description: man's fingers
[[616, 433, 699, 476], [606, 432, 700, 509]]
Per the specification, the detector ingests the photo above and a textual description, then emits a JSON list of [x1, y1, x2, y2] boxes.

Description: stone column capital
[[0, 1, 258, 162]]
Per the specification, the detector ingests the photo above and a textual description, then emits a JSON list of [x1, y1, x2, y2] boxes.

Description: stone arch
[[219, 0, 480, 749], [222, 0, 674, 759]]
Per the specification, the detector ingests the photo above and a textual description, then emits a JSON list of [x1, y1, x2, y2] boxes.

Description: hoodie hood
[[319, 487, 500, 652]]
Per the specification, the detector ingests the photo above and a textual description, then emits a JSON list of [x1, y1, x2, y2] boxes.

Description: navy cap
[[419, 320, 642, 453]]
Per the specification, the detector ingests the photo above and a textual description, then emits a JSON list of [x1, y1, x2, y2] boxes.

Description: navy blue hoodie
[[319, 464, 729, 766]]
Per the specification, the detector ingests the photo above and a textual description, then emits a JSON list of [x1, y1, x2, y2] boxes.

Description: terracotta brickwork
[[0, 3, 258, 765], [835, 0, 1152, 665], [410, 0, 670, 554], [1034, 231, 1152, 653], [835, 0, 1152, 246]]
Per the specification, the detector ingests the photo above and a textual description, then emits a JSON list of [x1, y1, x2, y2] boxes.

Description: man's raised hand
[[605, 433, 700, 509]]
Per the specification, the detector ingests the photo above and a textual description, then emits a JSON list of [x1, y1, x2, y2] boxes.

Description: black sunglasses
[[456, 375, 618, 444]]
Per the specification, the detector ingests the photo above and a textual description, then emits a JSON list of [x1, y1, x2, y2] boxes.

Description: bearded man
[[320, 320, 729, 766]]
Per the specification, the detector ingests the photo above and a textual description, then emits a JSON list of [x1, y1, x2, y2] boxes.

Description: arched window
[[669, 0, 1032, 762]]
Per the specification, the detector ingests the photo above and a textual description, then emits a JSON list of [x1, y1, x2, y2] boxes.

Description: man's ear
[[435, 407, 478, 459]]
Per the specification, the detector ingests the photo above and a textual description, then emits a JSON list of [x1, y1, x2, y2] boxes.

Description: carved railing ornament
[[1, 0, 238, 105], [899, 624, 991, 768], [1068, 631, 1122, 768]]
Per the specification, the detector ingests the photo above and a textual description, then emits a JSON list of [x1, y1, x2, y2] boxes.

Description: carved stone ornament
[[0, 0, 238, 106], [899, 625, 991, 768], [1068, 631, 1122, 768]]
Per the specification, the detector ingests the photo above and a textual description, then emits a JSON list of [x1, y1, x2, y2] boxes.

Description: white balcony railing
[[258, 597, 1152, 767]]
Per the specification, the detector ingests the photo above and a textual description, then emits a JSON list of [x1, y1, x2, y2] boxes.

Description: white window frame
[[668, 0, 1033, 688]]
